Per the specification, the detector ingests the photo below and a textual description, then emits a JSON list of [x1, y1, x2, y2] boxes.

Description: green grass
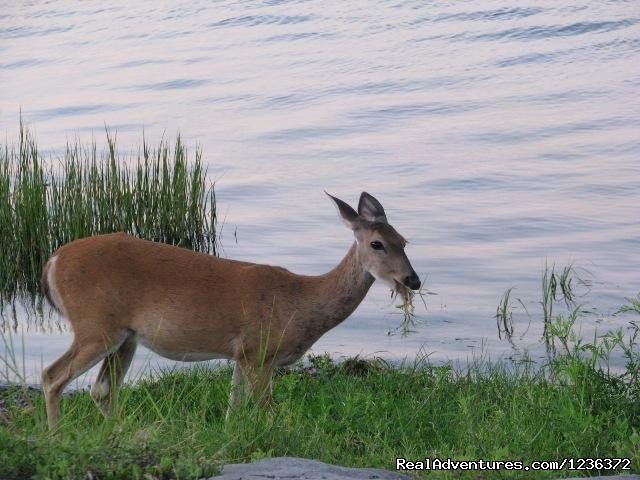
[[0, 122, 216, 304], [0, 348, 638, 480]]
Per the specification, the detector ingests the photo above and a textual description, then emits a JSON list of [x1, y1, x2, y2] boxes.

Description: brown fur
[[41, 193, 419, 427]]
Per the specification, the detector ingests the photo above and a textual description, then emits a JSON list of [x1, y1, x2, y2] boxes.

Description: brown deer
[[41, 192, 420, 427]]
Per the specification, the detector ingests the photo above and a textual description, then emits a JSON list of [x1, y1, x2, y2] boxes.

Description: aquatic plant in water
[[0, 123, 217, 306]]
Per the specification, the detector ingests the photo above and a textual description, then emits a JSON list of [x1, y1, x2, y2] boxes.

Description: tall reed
[[0, 123, 216, 305]]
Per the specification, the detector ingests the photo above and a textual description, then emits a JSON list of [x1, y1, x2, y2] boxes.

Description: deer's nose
[[403, 271, 421, 290]]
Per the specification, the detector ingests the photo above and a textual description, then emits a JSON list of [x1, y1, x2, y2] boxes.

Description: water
[[1, 0, 639, 384]]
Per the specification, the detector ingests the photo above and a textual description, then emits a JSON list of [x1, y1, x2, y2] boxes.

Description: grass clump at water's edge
[[0, 122, 216, 304], [1, 323, 639, 480]]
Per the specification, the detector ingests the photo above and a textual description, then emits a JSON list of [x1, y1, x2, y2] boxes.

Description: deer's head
[[328, 191, 420, 299]]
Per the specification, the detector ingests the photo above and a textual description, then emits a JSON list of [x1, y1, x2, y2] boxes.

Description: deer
[[40, 191, 421, 428]]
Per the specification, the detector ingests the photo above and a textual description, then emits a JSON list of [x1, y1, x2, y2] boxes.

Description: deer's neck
[[309, 242, 375, 332]]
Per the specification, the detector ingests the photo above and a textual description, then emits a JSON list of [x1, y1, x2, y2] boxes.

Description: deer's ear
[[358, 192, 387, 223], [326, 192, 364, 230]]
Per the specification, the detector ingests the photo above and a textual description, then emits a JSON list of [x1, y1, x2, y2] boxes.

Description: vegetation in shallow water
[[0, 123, 216, 305]]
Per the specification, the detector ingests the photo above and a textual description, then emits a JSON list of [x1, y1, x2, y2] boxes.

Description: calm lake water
[[1, 0, 639, 384]]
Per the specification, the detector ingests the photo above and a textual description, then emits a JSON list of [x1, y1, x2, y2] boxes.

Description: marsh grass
[[0, 327, 26, 384], [496, 264, 640, 400], [495, 287, 529, 341], [497, 263, 593, 350], [0, 123, 216, 306], [617, 293, 640, 316], [393, 277, 434, 336], [540, 263, 591, 337]]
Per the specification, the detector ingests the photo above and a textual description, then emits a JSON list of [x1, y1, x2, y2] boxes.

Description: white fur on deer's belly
[[134, 333, 232, 362]]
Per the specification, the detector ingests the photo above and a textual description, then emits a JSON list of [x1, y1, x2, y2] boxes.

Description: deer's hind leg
[[226, 362, 246, 419], [225, 358, 275, 419], [90, 333, 137, 417], [42, 334, 125, 429], [239, 358, 275, 406]]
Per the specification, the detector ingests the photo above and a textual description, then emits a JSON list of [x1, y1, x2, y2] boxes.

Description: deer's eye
[[370, 240, 385, 251]]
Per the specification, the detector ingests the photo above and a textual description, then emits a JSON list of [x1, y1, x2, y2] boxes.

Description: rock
[[209, 457, 408, 480], [569, 477, 639, 480], [208, 457, 640, 480]]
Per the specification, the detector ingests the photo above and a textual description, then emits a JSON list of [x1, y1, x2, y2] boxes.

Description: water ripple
[[419, 176, 513, 193], [509, 89, 610, 105], [452, 216, 593, 243], [129, 79, 210, 91], [433, 7, 545, 23], [466, 116, 635, 144], [1, 58, 50, 69], [496, 52, 556, 67], [0, 24, 73, 39], [349, 101, 477, 121], [258, 125, 348, 142], [473, 19, 638, 41], [25, 104, 132, 122], [261, 93, 319, 109], [263, 32, 334, 42], [114, 59, 173, 68], [208, 14, 314, 28], [499, 35, 640, 67], [327, 76, 480, 96]]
